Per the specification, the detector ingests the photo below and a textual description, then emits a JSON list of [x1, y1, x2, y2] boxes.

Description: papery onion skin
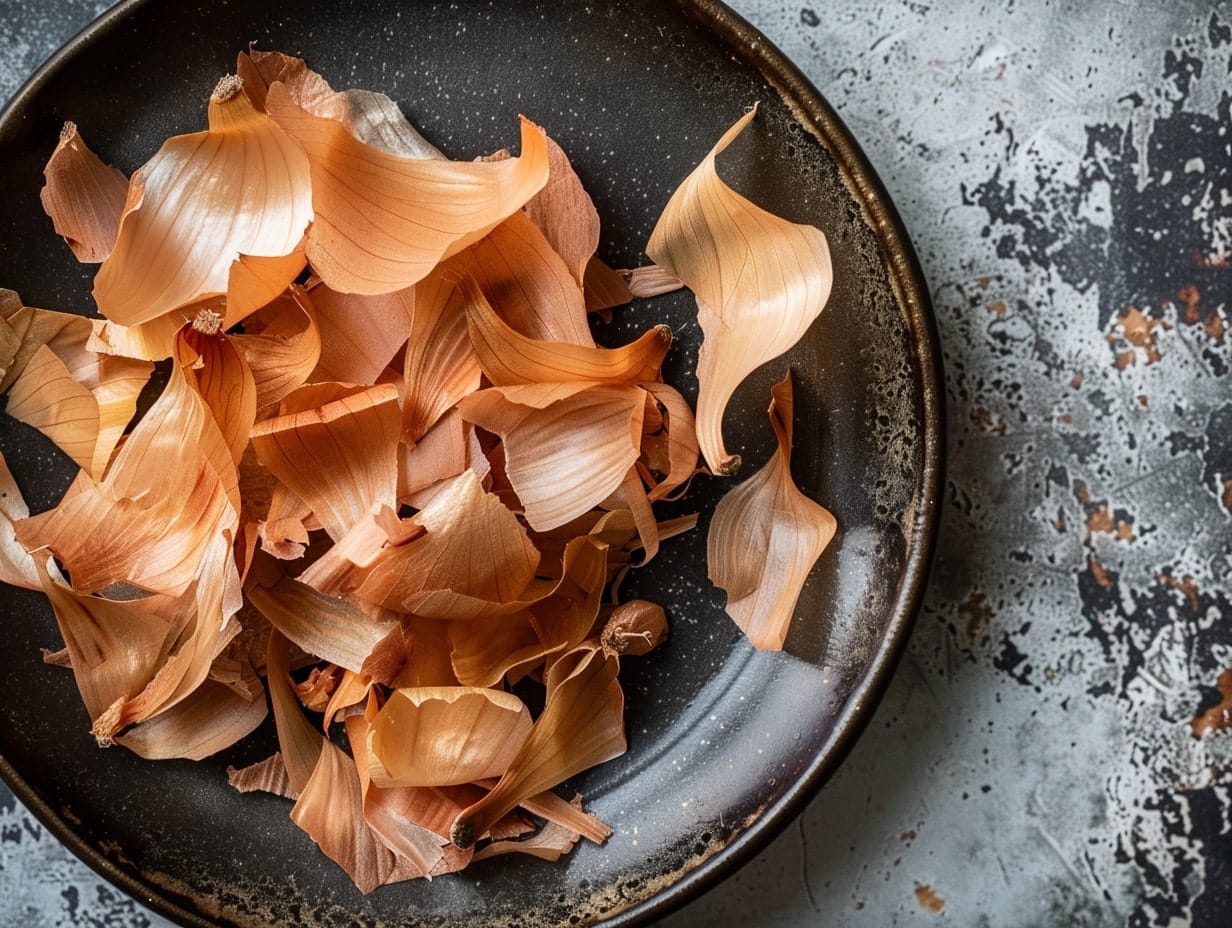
[[462, 272, 672, 387], [40, 122, 128, 263], [93, 76, 313, 327], [1, 300, 152, 478], [458, 382, 647, 532], [646, 107, 832, 476], [706, 372, 837, 650], [238, 49, 444, 160], [354, 469, 542, 619], [366, 687, 532, 788], [0, 449, 40, 590], [265, 90, 551, 295], [449, 645, 625, 848], [249, 383, 402, 543]]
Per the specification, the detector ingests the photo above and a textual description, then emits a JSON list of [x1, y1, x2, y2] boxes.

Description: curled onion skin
[[40, 122, 128, 263], [265, 88, 551, 295], [646, 107, 832, 476], [706, 372, 837, 650], [94, 77, 313, 327]]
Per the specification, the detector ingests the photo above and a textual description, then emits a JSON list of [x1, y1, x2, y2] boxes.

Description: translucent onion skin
[[93, 76, 314, 328], [646, 107, 832, 476], [706, 373, 837, 650], [2, 53, 837, 889]]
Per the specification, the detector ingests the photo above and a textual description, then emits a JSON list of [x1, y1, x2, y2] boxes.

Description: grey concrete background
[[3, 1, 1232, 926]]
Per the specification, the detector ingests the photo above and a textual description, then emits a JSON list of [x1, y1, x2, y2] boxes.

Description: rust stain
[[1108, 306, 1164, 366], [1056, 413, 1074, 425], [1136, 394, 1149, 408], [958, 592, 993, 645], [986, 299, 1008, 317], [1204, 308, 1226, 342], [1069, 372, 1084, 389], [970, 405, 1008, 434], [1157, 573, 1200, 612], [1191, 669, 1232, 738], [1194, 252, 1229, 270], [1177, 284, 1201, 323], [1173, 283, 1226, 342], [900, 830, 917, 842], [1086, 504, 1114, 534], [915, 883, 945, 914], [1079, 491, 1135, 541], [1223, 478, 1232, 513], [1089, 557, 1113, 590], [1121, 306, 1165, 353], [976, 275, 993, 289]]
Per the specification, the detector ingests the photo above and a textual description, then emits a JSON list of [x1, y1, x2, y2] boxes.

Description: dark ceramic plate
[[0, 1, 941, 925]]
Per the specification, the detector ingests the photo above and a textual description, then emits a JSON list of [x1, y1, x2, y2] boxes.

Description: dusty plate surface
[[0, 1, 941, 925]]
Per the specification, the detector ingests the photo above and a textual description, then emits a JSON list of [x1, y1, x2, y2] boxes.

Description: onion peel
[[250, 383, 402, 543], [94, 76, 313, 327], [449, 644, 624, 848], [458, 382, 647, 532], [265, 87, 550, 294], [646, 107, 832, 475], [40, 122, 128, 263], [462, 273, 671, 387], [706, 371, 837, 650], [366, 687, 532, 788]]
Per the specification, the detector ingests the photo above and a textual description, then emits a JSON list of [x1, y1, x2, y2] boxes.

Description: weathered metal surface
[[3, 0, 1231, 926]]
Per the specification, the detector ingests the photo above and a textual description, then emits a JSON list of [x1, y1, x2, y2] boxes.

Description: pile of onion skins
[[0, 50, 838, 889]]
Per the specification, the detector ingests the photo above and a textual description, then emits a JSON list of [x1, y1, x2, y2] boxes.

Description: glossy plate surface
[[0, 1, 942, 925]]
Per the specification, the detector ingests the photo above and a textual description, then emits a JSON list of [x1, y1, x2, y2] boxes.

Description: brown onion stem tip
[[450, 820, 477, 850], [211, 74, 244, 103]]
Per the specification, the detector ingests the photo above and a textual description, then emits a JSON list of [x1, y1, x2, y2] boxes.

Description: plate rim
[[0, 1, 945, 925]]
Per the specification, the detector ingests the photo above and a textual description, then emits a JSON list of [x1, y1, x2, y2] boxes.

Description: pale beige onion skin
[[647, 107, 833, 476], [706, 373, 837, 650]]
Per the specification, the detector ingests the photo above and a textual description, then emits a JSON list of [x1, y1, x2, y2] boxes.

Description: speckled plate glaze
[[0, 1, 941, 925]]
